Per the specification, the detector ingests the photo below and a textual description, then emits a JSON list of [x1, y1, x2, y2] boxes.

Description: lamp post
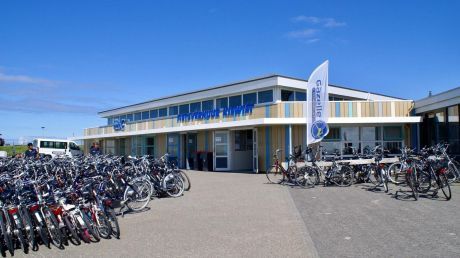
[[41, 127, 45, 138]]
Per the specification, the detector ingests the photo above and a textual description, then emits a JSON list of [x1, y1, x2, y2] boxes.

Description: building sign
[[113, 119, 126, 131], [177, 104, 254, 123]]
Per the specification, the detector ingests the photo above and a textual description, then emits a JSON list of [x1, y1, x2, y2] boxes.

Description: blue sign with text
[[177, 104, 254, 123]]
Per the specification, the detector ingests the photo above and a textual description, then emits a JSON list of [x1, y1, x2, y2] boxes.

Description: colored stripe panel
[[335, 102, 341, 117], [348, 102, 353, 117], [265, 127, 271, 171]]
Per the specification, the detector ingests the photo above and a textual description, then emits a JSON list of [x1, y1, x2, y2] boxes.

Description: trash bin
[[206, 152, 213, 171], [197, 151, 204, 171]]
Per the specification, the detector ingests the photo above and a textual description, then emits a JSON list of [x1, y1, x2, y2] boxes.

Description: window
[[216, 97, 228, 109], [70, 142, 80, 150], [234, 130, 253, 151], [142, 111, 149, 120], [40, 141, 67, 149], [159, 108, 168, 117], [190, 102, 201, 112], [281, 90, 294, 101], [258, 90, 273, 103], [169, 106, 178, 116], [325, 127, 340, 141], [243, 92, 257, 105], [202, 100, 214, 111], [179, 104, 190, 115], [134, 112, 142, 121], [150, 109, 158, 119], [146, 137, 154, 155], [108, 117, 113, 125], [295, 91, 306, 101], [229, 95, 242, 107], [126, 113, 133, 122], [119, 115, 127, 121], [383, 126, 403, 141]]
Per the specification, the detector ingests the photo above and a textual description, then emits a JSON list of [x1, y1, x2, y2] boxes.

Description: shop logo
[[113, 119, 126, 131], [311, 120, 329, 140]]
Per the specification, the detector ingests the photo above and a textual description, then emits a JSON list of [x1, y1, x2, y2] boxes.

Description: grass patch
[[0, 145, 28, 157]]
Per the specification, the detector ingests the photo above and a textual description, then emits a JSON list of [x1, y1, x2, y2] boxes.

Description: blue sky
[[0, 0, 459, 141]]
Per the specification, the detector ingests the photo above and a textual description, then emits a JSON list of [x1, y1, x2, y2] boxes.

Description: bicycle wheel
[[417, 168, 432, 194], [266, 165, 284, 184], [339, 165, 354, 187], [180, 171, 191, 191], [406, 172, 418, 201], [438, 173, 452, 200], [107, 209, 120, 239], [16, 223, 27, 253], [165, 174, 185, 198], [368, 166, 381, 185], [81, 211, 100, 242], [295, 166, 317, 188], [95, 211, 112, 239], [124, 180, 152, 211], [32, 211, 50, 248], [20, 208, 36, 249], [0, 213, 14, 255], [387, 162, 405, 184], [63, 215, 81, 245], [447, 161, 459, 183], [42, 207, 63, 247]]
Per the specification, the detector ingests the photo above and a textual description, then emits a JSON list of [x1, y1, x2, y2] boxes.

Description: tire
[[387, 162, 405, 184], [406, 171, 418, 201], [438, 173, 452, 200], [63, 215, 81, 245], [165, 175, 185, 198], [95, 212, 112, 239], [0, 213, 14, 255], [368, 166, 381, 185], [180, 171, 191, 191], [81, 211, 100, 242], [107, 209, 120, 239], [447, 162, 459, 183], [20, 208, 36, 249], [295, 166, 317, 188], [16, 223, 27, 253], [417, 168, 432, 194], [339, 166, 354, 187], [124, 180, 152, 211], [43, 207, 63, 247], [33, 211, 50, 248], [266, 165, 284, 184]]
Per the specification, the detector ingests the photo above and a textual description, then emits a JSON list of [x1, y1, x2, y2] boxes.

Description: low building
[[78, 75, 421, 172], [414, 87, 460, 156]]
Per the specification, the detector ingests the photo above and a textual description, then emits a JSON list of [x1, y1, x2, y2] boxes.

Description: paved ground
[[289, 182, 460, 258], [19, 171, 317, 258], [11, 171, 460, 258]]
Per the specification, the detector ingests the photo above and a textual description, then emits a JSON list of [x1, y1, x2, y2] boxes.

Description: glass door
[[253, 128, 258, 173], [214, 131, 230, 171]]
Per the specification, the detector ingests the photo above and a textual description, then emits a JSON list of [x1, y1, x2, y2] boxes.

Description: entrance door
[[253, 128, 258, 173], [214, 131, 230, 171], [186, 134, 197, 169]]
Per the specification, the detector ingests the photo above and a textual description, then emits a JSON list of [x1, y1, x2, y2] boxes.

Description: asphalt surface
[[16, 171, 316, 258], [289, 182, 460, 258], [9, 171, 460, 258]]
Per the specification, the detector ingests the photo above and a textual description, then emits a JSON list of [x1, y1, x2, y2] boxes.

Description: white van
[[33, 138, 83, 158]]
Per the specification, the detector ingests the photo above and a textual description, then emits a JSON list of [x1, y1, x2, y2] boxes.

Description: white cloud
[[306, 38, 320, 44], [286, 29, 317, 39], [291, 16, 346, 28], [0, 72, 57, 85]]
